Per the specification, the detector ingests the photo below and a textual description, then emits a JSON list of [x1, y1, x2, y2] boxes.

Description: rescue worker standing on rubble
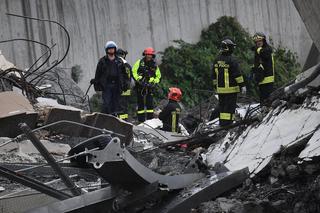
[[212, 38, 246, 126], [116, 48, 132, 120], [157, 87, 182, 133], [132, 47, 161, 122], [90, 41, 128, 115], [251, 32, 275, 105]]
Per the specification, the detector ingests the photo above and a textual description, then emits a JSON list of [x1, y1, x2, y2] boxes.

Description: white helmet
[[105, 41, 117, 51]]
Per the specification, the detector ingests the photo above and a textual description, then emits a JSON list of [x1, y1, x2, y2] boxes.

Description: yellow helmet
[[253, 32, 266, 42]]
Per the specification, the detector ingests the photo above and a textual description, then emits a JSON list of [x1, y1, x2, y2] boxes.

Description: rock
[[293, 202, 307, 213], [286, 164, 300, 179], [243, 178, 253, 189], [269, 176, 279, 184], [0, 186, 5, 192], [148, 156, 159, 170], [212, 162, 229, 174], [242, 201, 263, 213], [271, 200, 287, 211], [198, 198, 243, 213], [303, 163, 319, 175]]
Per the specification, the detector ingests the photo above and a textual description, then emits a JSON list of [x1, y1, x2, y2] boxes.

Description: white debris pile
[[139, 118, 189, 136], [205, 96, 320, 176], [0, 50, 15, 70]]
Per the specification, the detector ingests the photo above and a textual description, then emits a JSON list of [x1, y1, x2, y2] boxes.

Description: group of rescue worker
[[212, 32, 274, 126], [90, 31, 274, 131], [90, 41, 182, 133]]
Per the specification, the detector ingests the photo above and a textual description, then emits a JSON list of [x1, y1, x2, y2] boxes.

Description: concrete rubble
[[0, 91, 38, 137], [1, 3, 320, 211], [1, 74, 319, 213]]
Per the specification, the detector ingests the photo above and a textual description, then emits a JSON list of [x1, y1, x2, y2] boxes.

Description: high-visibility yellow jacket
[[253, 44, 275, 85], [132, 58, 161, 84], [212, 54, 245, 94]]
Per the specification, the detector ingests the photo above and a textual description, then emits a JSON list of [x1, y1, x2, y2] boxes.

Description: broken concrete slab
[[0, 112, 38, 138], [0, 137, 18, 153], [36, 97, 84, 112], [18, 140, 70, 156], [0, 91, 37, 137], [0, 191, 57, 213], [299, 127, 320, 160], [0, 91, 34, 118], [296, 64, 320, 88], [24, 186, 118, 213], [80, 112, 133, 145], [43, 108, 82, 136], [154, 168, 249, 213], [206, 96, 320, 176]]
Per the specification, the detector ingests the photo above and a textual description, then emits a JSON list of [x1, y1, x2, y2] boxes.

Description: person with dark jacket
[[116, 48, 132, 120], [251, 32, 275, 105], [132, 47, 161, 122], [90, 41, 128, 115], [212, 38, 246, 126], [158, 87, 182, 133]]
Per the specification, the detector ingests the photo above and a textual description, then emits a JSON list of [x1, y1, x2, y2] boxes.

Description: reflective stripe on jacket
[[212, 54, 245, 94]]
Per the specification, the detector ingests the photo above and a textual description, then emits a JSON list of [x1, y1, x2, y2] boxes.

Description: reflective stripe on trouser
[[259, 53, 275, 85], [171, 112, 177, 133], [136, 85, 154, 122], [121, 89, 131, 96], [259, 75, 274, 85], [118, 114, 128, 119], [118, 92, 130, 120], [219, 113, 235, 120], [218, 93, 237, 126]]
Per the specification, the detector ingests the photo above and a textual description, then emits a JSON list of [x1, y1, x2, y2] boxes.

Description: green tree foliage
[[71, 65, 83, 83], [158, 16, 301, 106], [89, 93, 102, 112]]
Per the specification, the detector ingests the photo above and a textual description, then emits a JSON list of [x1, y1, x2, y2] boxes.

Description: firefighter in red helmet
[[158, 87, 182, 133], [132, 47, 161, 122]]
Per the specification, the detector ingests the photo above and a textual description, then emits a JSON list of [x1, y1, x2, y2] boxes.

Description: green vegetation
[[89, 93, 102, 112], [71, 65, 83, 83], [158, 16, 301, 106]]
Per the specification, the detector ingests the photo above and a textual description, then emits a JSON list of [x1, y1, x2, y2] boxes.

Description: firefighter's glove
[[148, 77, 155, 83], [90, 79, 97, 85], [241, 86, 247, 95]]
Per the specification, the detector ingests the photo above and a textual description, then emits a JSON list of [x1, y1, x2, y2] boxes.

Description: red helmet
[[143, 47, 155, 56], [168, 87, 182, 101]]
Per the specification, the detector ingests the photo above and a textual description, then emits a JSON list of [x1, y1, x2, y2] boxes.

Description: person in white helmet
[[90, 41, 129, 115]]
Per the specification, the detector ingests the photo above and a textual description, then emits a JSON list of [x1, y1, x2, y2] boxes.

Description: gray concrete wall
[[293, 0, 320, 69], [293, 0, 320, 52], [0, 0, 312, 94]]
